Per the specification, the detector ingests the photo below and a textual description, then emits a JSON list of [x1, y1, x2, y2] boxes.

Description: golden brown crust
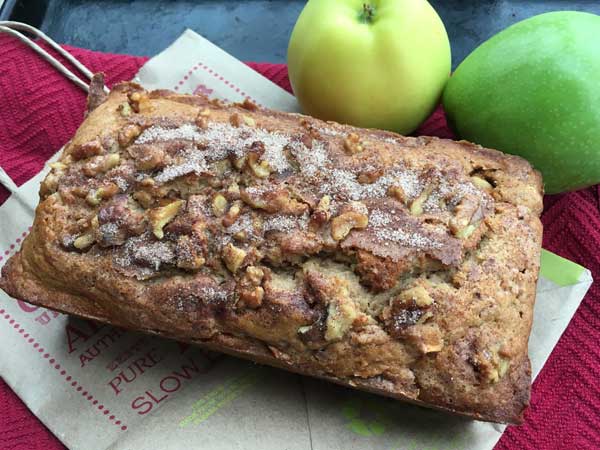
[[0, 82, 543, 424]]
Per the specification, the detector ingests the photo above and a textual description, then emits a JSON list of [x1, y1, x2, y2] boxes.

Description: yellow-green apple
[[287, 0, 451, 134]]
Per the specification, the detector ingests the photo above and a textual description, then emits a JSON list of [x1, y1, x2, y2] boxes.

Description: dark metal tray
[[2, 0, 600, 67]]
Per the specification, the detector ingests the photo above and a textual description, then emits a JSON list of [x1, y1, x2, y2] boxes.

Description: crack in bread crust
[[0, 82, 543, 424]]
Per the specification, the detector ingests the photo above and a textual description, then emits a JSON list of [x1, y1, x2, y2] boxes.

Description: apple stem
[[360, 3, 376, 23]]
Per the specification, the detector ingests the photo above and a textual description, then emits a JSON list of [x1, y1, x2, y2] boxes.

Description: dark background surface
[[2, 0, 600, 67]]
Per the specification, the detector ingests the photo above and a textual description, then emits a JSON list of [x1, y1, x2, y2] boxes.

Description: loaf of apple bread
[[0, 77, 543, 424]]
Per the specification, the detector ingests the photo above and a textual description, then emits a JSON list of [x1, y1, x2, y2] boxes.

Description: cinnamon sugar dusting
[[376, 228, 443, 250], [197, 285, 229, 303], [113, 234, 175, 278], [136, 123, 296, 174], [155, 147, 208, 183], [114, 118, 494, 274], [322, 169, 422, 201], [225, 214, 254, 236], [368, 209, 443, 250], [264, 213, 309, 233]]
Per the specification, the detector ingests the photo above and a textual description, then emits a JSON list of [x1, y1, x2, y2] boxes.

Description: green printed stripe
[[190, 376, 240, 411], [191, 376, 257, 425], [179, 370, 259, 428], [540, 249, 585, 287]]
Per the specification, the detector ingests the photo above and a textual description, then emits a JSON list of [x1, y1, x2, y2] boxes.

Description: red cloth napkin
[[0, 35, 598, 450]]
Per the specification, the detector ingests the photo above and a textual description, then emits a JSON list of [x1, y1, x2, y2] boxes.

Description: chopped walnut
[[105, 154, 121, 171], [71, 139, 103, 161], [399, 285, 434, 307], [85, 183, 119, 206], [82, 154, 120, 177], [357, 167, 383, 184], [317, 195, 331, 212], [106, 153, 121, 172], [232, 155, 246, 170], [343, 133, 364, 154], [41, 173, 60, 196], [237, 266, 265, 308], [303, 266, 360, 342], [245, 266, 265, 285], [239, 286, 264, 308], [449, 194, 483, 239], [325, 294, 359, 342], [128, 145, 165, 171], [69, 186, 89, 199], [300, 118, 311, 130], [49, 162, 68, 171], [232, 231, 246, 241], [164, 201, 209, 240], [117, 102, 132, 117], [331, 210, 368, 241], [240, 98, 258, 111], [471, 175, 494, 192], [269, 190, 308, 215], [471, 348, 510, 384], [118, 124, 142, 147], [140, 177, 155, 187], [211, 194, 228, 217], [98, 182, 119, 200], [127, 91, 143, 113], [90, 215, 99, 228], [240, 190, 267, 209], [96, 195, 146, 247], [196, 116, 209, 129], [148, 200, 183, 239], [456, 222, 479, 239], [41, 162, 69, 196], [191, 218, 208, 237], [229, 113, 243, 127], [242, 115, 255, 127], [410, 185, 434, 215], [388, 185, 407, 203], [73, 234, 94, 250], [73, 232, 95, 250], [133, 190, 155, 209], [226, 182, 240, 199], [241, 188, 307, 216], [246, 152, 271, 179], [222, 243, 247, 273], [209, 98, 224, 107], [381, 283, 435, 340], [195, 109, 210, 129], [222, 200, 242, 227], [309, 195, 331, 229], [85, 73, 107, 113], [104, 137, 120, 154]]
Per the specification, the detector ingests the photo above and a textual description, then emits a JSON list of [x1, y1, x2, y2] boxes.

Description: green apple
[[287, 0, 451, 134], [443, 11, 600, 194]]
